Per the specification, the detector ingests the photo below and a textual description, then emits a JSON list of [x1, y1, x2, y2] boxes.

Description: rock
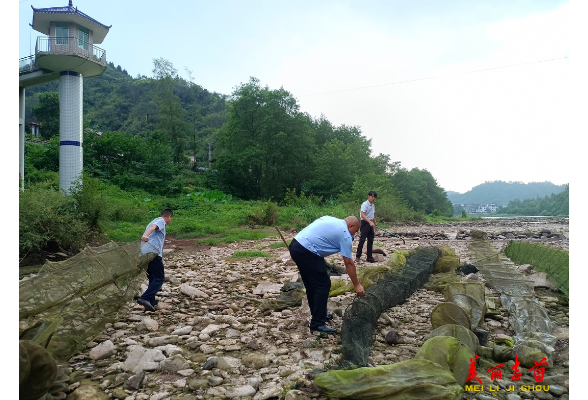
[[253, 282, 283, 295], [385, 331, 403, 345], [473, 328, 489, 346], [225, 384, 256, 398], [180, 283, 210, 298], [67, 379, 109, 400], [124, 372, 145, 391], [242, 353, 270, 369], [88, 340, 115, 360]]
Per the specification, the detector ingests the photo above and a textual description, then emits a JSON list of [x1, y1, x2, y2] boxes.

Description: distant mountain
[[446, 181, 567, 206]]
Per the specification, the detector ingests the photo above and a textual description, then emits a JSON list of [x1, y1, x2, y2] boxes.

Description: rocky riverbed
[[59, 217, 569, 400]]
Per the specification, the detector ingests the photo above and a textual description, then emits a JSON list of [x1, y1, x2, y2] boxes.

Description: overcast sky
[[17, 0, 569, 193]]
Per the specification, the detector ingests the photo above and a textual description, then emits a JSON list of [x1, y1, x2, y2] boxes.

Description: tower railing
[[19, 55, 39, 74], [34, 36, 107, 66]]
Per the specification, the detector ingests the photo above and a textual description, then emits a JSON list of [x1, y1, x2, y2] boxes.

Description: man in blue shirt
[[137, 209, 173, 312], [289, 215, 366, 334]]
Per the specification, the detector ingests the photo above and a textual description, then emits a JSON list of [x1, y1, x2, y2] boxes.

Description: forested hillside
[[445, 181, 567, 205], [23, 60, 454, 219], [24, 59, 227, 167], [497, 185, 569, 216], [23, 59, 570, 220]]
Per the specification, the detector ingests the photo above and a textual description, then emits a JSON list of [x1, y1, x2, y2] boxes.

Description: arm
[[141, 224, 158, 242], [342, 256, 366, 296]]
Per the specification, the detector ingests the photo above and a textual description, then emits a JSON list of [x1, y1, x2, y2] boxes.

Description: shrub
[[281, 188, 323, 207], [19, 183, 91, 254], [69, 174, 110, 231], [247, 200, 279, 226]]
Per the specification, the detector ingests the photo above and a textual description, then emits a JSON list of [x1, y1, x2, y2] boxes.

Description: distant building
[[453, 203, 499, 216], [29, 121, 41, 137]]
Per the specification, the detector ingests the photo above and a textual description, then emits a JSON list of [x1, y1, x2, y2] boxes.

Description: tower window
[[78, 25, 89, 50], [56, 22, 69, 45]]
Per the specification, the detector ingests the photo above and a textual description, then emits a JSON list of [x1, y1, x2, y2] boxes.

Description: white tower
[[19, 1, 111, 192], [59, 71, 84, 193]]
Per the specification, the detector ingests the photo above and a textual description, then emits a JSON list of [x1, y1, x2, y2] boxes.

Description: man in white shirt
[[355, 191, 377, 263]]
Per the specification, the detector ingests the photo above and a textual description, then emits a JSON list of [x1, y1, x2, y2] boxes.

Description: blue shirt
[[294, 216, 353, 259], [142, 216, 167, 257]]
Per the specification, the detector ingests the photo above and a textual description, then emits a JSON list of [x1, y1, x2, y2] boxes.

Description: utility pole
[[208, 143, 211, 169], [193, 116, 197, 169]]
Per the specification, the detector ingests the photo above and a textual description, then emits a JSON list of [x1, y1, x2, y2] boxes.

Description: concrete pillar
[[59, 71, 83, 193], [19, 86, 26, 191]]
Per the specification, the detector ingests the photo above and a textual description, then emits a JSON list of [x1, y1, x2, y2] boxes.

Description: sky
[[16, 0, 570, 194]]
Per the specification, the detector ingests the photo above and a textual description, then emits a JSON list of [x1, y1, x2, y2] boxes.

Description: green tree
[[23, 138, 60, 185], [25, 58, 227, 163], [83, 129, 178, 194], [391, 167, 453, 216], [25, 137, 59, 172], [152, 58, 191, 164], [32, 92, 60, 139], [157, 91, 190, 164], [303, 117, 377, 199], [83, 130, 147, 179], [303, 139, 354, 198], [152, 57, 179, 80], [215, 77, 315, 200], [339, 172, 419, 222]]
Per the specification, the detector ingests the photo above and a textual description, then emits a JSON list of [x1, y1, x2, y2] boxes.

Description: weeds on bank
[[21, 180, 484, 258], [232, 251, 271, 258], [504, 241, 569, 297], [193, 228, 271, 246]]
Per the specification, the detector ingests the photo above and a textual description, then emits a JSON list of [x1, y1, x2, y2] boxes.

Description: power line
[[299, 56, 568, 97]]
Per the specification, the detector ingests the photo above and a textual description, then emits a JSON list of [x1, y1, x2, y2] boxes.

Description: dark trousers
[[356, 220, 374, 259], [139, 256, 164, 305], [289, 238, 331, 329]]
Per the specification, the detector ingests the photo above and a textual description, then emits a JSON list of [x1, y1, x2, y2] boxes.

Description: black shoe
[[355, 257, 361, 263], [366, 257, 376, 263], [326, 313, 334, 321], [310, 324, 337, 335], [137, 298, 155, 312]]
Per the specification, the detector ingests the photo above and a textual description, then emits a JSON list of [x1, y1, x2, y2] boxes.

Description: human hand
[[141, 235, 149, 242], [355, 283, 366, 296]]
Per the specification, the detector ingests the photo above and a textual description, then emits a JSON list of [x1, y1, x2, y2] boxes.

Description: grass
[[193, 227, 273, 246], [269, 241, 288, 249], [504, 241, 569, 297], [88, 187, 486, 248], [103, 203, 482, 247], [102, 196, 358, 246], [424, 215, 483, 223], [103, 221, 146, 242], [232, 251, 271, 258]]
